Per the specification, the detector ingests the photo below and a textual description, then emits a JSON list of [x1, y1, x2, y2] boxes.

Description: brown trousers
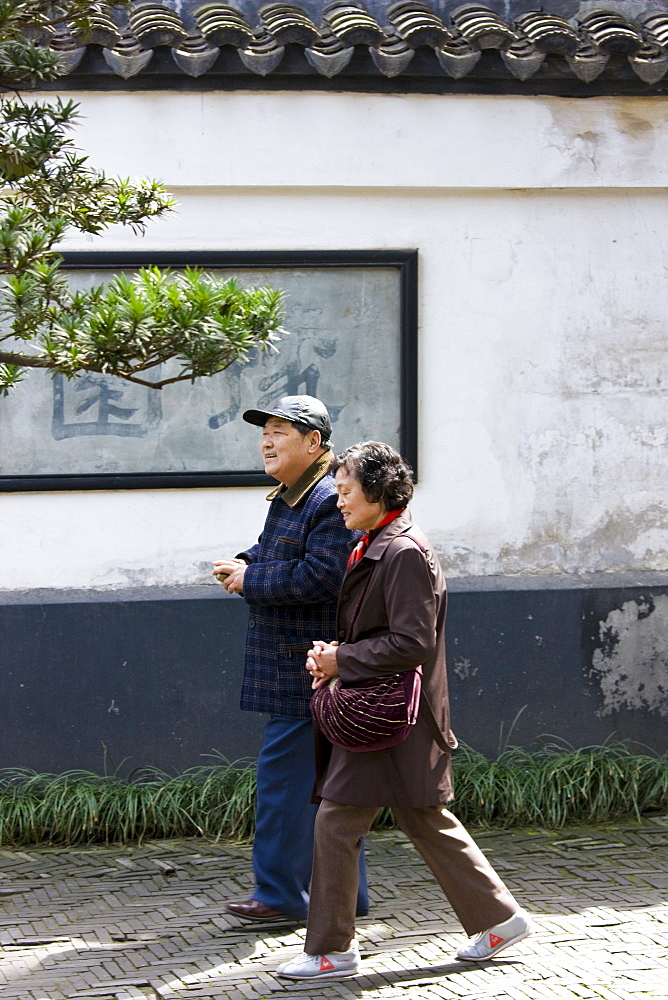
[[304, 799, 519, 955]]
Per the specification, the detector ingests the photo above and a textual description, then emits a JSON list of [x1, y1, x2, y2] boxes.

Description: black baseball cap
[[243, 395, 332, 443]]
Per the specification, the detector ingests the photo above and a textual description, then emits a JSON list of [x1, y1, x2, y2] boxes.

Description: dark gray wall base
[[1, 587, 266, 775], [1, 575, 666, 774]]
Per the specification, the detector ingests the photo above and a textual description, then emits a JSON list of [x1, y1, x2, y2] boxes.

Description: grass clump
[[0, 741, 665, 847], [449, 740, 668, 828], [0, 760, 258, 847]]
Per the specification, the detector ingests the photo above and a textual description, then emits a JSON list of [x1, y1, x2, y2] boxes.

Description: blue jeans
[[252, 716, 369, 920]]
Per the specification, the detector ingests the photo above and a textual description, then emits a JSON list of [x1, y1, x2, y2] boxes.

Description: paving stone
[[0, 822, 666, 998]]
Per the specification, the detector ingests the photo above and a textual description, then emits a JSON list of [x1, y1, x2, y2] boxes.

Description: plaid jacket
[[238, 472, 353, 718]]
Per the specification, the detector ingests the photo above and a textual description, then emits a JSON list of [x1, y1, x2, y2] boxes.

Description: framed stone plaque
[[0, 250, 417, 491]]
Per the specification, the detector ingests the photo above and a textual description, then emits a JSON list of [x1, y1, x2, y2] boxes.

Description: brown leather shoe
[[226, 898, 288, 921]]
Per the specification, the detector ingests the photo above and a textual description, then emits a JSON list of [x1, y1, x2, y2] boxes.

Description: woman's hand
[[306, 641, 339, 689]]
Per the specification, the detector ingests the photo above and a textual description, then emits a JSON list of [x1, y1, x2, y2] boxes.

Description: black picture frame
[[0, 250, 418, 492]]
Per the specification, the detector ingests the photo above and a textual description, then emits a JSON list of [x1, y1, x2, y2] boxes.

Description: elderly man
[[213, 395, 368, 923]]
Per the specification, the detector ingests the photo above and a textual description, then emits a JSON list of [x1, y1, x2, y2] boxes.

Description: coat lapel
[[363, 508, 415, 562]]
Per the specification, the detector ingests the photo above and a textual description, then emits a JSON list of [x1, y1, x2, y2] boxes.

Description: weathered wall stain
[[436, 503, 667, 578], [549, 96, 664, 182], [589, 595, 668, 717], [452, 655, 478, 681]]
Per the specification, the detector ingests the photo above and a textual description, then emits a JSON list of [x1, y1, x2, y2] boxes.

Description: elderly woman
[[278, 442, 534, 980]]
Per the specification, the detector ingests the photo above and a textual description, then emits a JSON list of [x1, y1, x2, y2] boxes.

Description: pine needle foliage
[[0, 1, 286, 395], [0, 742, 665, 847]]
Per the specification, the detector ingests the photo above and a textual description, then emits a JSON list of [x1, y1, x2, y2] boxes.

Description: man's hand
[[306, 640, 339, 689], [212, 559, 247, 594]]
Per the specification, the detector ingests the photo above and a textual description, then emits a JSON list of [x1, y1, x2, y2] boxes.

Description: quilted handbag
[[311, 530, 433, 752], [310, 665, 422, 752]]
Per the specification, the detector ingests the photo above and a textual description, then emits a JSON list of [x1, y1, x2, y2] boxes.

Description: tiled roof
[[39, 2, 668, 94]]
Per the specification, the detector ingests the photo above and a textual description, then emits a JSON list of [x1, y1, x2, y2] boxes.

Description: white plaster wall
[[47, 92, 668, 190], [1, 92, 666, 588]]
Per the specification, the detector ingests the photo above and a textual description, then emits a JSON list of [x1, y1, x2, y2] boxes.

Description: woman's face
[[335, 467, 386, 532]]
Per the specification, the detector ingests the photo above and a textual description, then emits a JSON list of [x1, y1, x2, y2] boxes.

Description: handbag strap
[[419, 691, 452, 753], [402, 532, 453, 753], [344, 528, 452, 754], [402, 531, 426, 552]]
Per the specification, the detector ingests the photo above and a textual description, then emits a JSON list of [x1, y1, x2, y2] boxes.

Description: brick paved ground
[[0, 818, 666, 1000]]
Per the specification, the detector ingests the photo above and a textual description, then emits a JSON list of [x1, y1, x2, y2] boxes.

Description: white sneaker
[[456, 909, 535, 962], [277, 942, 360, 979]]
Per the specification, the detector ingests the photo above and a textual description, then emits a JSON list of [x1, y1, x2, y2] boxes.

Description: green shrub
[[448, 740, 668, 828], [0, 741, 665, 847]]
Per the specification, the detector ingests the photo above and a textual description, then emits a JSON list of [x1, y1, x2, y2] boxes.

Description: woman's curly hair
[[330, 441, 414, 510]]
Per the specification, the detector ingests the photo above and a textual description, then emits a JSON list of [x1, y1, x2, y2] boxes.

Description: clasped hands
[[306, 640, 339, 690]]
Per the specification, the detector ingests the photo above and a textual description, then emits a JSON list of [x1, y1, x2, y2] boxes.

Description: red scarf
[[346, 508, 404, 570]]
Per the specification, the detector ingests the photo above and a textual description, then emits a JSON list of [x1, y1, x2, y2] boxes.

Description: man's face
[[260, 417, 320, 486]]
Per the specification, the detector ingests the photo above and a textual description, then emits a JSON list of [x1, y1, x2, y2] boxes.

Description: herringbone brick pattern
[[0, 819, 666, 999]]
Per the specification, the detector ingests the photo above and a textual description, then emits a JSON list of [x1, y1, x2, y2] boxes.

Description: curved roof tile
[[39, 1, 668, 92]]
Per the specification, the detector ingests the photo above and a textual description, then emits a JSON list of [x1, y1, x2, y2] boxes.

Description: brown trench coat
[[314, 508, 458, 808]]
